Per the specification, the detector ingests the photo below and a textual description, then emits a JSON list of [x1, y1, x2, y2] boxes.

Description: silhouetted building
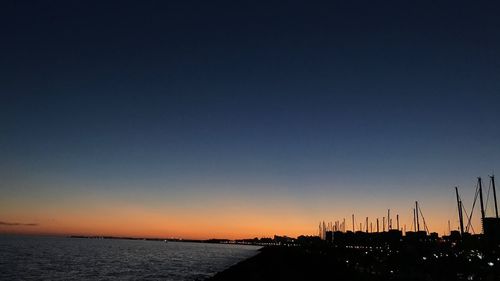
[[325, 231, 333, 242], [483, 218, 500, 246]]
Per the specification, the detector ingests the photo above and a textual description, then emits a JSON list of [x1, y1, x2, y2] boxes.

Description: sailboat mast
[[388, 209, 391, 230], [415, 201, 420, 232], [413, 208, 417, 232], [455, 186, 464, 236], [352, 214, 355, 232], [492, 175, 499, 218], [478, 177, 486, 221]]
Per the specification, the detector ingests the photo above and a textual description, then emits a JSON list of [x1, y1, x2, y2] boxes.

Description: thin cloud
[[0, 221, 38, 226]]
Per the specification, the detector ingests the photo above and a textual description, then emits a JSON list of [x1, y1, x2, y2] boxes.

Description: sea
[[0, 235, 260, 281]]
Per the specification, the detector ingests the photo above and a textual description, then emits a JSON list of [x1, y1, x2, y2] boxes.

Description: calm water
[[0, 235, 260, 280]]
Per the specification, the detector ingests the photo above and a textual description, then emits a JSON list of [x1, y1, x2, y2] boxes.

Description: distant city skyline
[[1, 1, 499, 239]]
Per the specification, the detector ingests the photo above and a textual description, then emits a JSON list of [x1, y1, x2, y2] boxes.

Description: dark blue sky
[[1, 1, 500, 236]]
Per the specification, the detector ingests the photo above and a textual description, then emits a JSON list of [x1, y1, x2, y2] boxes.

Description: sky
[[1, 1, 500, 239]]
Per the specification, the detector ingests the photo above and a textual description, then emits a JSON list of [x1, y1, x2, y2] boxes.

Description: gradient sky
[[1, 1, 500, 239]]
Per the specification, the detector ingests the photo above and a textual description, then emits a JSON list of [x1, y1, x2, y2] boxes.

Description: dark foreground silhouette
[[208, 244, 500, 281]]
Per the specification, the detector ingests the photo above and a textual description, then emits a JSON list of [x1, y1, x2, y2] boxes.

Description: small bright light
[[422, 257, 427, 260], [488, 262, 494, 267]]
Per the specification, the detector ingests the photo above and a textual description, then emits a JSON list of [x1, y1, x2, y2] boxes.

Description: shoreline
[[208, 245, 500, 281], [69, 235, 265, 246], [206, 246, 357, 281]]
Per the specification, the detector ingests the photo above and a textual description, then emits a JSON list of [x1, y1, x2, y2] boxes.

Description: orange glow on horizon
[[0, 184, 488, 239], [0, 202, 484, 239]]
